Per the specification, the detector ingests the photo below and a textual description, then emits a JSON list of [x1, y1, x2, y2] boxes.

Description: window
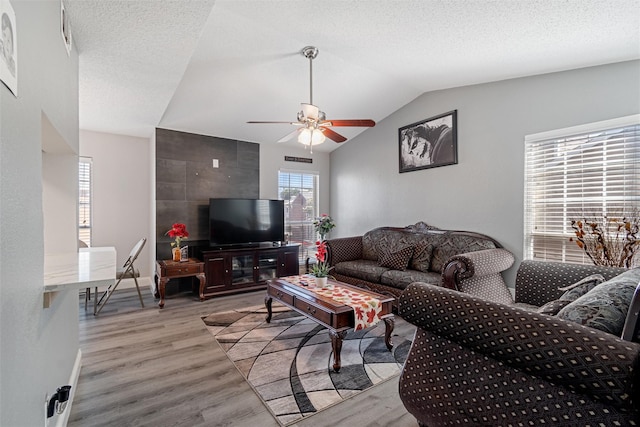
[[524, 115, 640, 265], [78, 156, 92, 247], [278, 170, 319, 264]]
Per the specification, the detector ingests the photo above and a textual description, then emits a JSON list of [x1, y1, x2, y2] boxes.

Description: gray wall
[[155, 128, 259, 258], [0, 1, 80, 425], [330, 60, 640, 287]]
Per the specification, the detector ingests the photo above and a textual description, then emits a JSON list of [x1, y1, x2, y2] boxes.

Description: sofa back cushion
[[429, 233, 496, 273], [362, 228, 439, 262], [410, 242, 434, 272], [515, 260, 628, 307]]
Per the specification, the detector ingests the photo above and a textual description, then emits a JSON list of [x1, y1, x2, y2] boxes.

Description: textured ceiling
[[66, 0, 640, 152]]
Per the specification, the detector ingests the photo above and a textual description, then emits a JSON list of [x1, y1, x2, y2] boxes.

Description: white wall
[[0, 1, 80, 425], [259, 143, 331, 216], [42, 113, 77, 255], [330, 60, 640, 287], [79, 130, 152, 277]]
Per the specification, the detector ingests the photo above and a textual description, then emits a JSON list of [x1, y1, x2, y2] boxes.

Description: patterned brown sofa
[[325, 222, 515, 304], [398, 260, 640, 426]]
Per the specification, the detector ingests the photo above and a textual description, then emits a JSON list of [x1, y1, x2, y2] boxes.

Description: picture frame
[[0, 0, 18, 97], [180, 245, 189, 262], [399, 110, 457, 173]]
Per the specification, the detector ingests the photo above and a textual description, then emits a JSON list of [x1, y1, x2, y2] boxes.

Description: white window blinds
[[524, 115, 640, 265], [278, 170, 319, 264], [79, 156, 92, 247]]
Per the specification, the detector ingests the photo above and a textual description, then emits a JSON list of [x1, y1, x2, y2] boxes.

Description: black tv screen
[[209, 198, 285, 246]]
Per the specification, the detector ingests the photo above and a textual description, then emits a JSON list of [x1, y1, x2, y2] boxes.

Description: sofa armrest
[[325, 236, 363, 266], [441, 248, 514, 291], [398, 282, 640, 412]]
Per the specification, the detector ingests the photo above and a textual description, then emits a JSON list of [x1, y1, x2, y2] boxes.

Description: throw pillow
[[535, 274, 606, 316], [410, 243, 433, 272], [557, 274, 606, 300], [556, 267, 640, 336], [378, 246, 414, 271], [536, 299, 573, 316]]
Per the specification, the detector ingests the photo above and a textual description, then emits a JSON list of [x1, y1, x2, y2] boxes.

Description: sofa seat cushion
[[556, 267, 640, 336], [333, 260, 389, 283], [380, 269, 441, 290]]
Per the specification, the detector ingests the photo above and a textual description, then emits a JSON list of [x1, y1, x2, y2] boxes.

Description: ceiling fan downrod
[[301, 46, 318, 106]]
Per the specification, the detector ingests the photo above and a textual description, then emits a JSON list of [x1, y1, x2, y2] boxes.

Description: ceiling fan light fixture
[[297, 128, 325, 146], [311, 128, 326, 145], [301, 103, 320, 120], [298, 128, 312, 145]]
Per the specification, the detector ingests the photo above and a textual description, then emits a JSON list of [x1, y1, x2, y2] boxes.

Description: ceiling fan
[[247, 46, 375, 152]]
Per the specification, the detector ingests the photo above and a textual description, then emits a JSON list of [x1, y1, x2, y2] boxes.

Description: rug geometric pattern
[[203, 303, 415, 426]]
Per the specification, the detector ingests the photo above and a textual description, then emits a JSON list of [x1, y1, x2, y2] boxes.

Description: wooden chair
[[94, 238, 146, 315]]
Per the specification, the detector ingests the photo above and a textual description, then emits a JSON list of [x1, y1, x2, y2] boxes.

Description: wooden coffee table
[[265, 277, 395, 372]]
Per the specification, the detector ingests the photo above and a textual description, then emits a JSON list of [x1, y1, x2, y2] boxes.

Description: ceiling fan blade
[[321, 119, 376, 127], [247, 121, 301, 125], [322, 128, 347, 143], [277, 128, 301, 143]]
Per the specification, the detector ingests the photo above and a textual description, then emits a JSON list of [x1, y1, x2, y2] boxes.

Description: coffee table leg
[[265, 295, 272, 323], [330, 330, 348, 372], [383, 315, 395, 351]]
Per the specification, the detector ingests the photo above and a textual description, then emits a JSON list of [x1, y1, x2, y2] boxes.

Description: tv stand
[[199, 244, 299, 297]]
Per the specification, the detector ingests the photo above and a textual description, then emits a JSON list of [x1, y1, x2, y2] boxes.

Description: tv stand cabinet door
[[277, 246, 300, 277], [203, 255, 228, 295]]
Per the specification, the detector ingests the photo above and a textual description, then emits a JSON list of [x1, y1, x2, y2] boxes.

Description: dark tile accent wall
[[155, 128, 259, 260]]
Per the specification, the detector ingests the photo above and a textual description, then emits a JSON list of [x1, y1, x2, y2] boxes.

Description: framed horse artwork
[[399, 110, 458, 173]]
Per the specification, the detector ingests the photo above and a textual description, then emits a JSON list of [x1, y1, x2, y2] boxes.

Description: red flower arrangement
[[310, 240, 333, 278], [166, 223, 189, 248]]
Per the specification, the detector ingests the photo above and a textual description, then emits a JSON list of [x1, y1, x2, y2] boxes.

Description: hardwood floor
[[69, 286, 419, 427]]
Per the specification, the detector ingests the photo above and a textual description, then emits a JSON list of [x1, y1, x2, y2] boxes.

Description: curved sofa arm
[[398, 282, 640, 412], [325, 236, 363, 267], [442, 248, 514, 291]]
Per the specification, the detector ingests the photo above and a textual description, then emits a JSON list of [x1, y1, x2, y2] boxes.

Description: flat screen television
[[209, 198, 285, 247]]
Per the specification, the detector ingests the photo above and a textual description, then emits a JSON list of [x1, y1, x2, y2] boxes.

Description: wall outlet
[[212, 159, 219, 168]]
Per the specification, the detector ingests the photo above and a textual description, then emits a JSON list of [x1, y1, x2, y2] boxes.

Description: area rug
[[202, 303, 415, 426]]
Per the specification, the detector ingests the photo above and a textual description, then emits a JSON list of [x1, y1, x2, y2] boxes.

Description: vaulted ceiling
[[66, 0, 640, 152]]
